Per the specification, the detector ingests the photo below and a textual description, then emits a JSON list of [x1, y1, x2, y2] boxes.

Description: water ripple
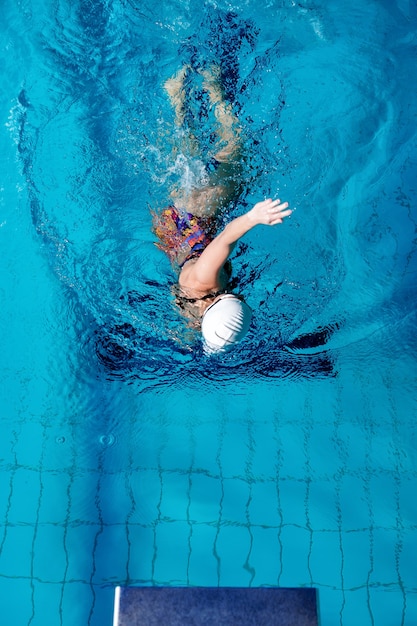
[[12, 0, 417, 392]]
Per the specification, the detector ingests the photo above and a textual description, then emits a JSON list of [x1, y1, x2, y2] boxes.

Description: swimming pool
[[1, 0, 416, 624]]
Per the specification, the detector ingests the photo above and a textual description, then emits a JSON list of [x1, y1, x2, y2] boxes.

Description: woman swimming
[[153, 64, 292, 352]]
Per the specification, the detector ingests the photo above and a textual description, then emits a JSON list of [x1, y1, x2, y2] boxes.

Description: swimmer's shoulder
[[179, 258, 202, 290]]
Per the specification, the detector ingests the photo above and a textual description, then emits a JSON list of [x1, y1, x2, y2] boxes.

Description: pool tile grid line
[[379, 369, 408, 613], [0, 413, 49, 624], [1, 366, 417, 625]]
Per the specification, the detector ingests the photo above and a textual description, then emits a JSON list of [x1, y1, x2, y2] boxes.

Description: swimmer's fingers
[[265, 199, 291, 225], [248, 198, 291, 225], [266, 199, 289, 214], [268, 207, 292, 225]]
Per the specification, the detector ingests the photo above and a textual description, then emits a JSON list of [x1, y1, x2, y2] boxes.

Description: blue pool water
[[1, 0, 417, 624]]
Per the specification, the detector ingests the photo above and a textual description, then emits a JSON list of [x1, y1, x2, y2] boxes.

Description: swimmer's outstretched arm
[[188, 199, 291, 286]]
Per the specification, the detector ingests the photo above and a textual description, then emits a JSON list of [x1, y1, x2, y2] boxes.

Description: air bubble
[[99, 433, 116, 447]]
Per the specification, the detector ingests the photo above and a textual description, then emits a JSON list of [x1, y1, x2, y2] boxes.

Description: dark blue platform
[[113, 586, 318, 626]]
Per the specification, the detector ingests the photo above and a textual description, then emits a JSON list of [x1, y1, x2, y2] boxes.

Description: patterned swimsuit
[[153, 206, 215, 267]]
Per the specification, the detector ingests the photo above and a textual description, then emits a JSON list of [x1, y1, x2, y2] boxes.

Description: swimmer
[[153, 64, 292, 352]]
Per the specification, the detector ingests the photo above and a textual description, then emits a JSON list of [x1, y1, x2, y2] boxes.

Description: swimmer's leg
[[200, 65, 242, 163], [164, 64, 200, 156], [164, 64, 189, 126], [164, 65, 242, 219]]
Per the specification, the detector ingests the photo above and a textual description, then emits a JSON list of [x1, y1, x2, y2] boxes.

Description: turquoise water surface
[[1, 1, 417, 625]]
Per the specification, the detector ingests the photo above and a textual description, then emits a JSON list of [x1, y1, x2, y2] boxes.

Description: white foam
[[5, 98, 25, 147], [168, 153, 209, 194]]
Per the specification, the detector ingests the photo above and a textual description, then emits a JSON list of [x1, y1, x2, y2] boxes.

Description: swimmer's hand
[[247, 198, 292, 226]]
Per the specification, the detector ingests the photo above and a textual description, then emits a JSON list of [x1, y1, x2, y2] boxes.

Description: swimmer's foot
[[164, 64, 189, 98]]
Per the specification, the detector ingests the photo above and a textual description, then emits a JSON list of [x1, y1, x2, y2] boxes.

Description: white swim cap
[[201, 294, 252, 352]]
